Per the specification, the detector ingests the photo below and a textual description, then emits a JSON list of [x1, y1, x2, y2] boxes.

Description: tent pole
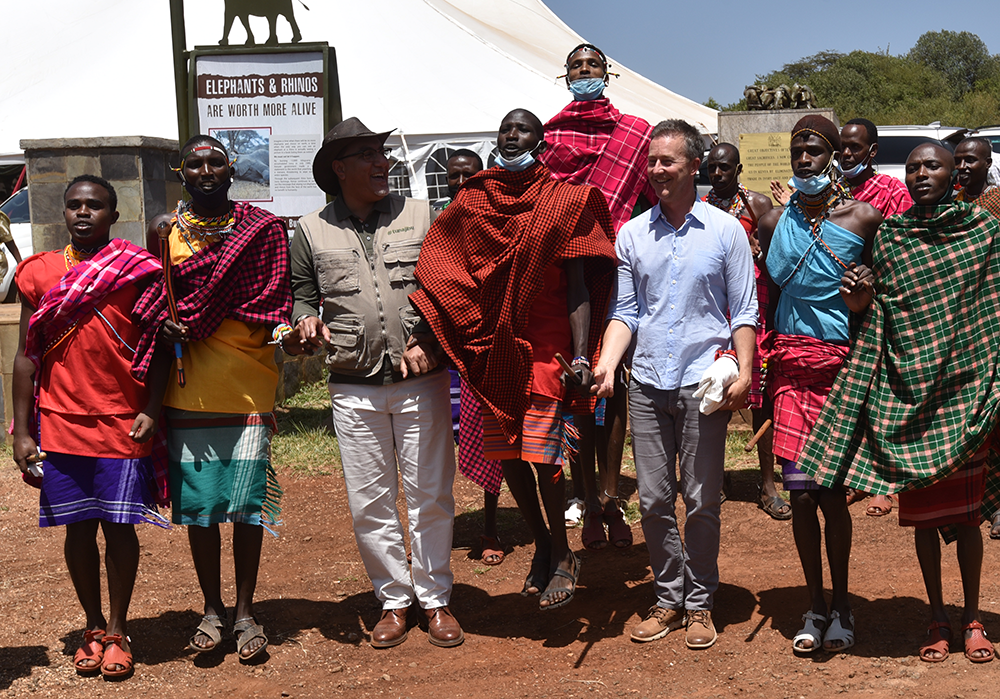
[[169, 0, 189, 145]]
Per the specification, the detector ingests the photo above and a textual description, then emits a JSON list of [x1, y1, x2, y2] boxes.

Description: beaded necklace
[[63, 243, 101, 270], [779, 184, 852, 289], [705, 184, 749, 218], [174, 199, 236, 240]]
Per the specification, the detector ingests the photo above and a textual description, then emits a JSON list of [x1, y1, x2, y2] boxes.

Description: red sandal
[[963, 621, 996, 663], [581, 509, 607, 550], [603, 501, 633, 548], [101, 634, 134, 678], [73, 628, 105, 675], [918, 621, 950, 663]]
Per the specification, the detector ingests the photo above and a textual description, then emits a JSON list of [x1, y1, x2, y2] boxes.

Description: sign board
[[739, 132, 791, 205], [188, 43, 341, 230]]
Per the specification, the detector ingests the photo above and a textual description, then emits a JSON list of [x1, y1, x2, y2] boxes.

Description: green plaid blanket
[[797, 202, 1000, 528]]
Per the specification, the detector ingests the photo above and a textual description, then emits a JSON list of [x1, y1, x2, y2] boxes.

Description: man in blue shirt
[[592, 119, 756, 650]]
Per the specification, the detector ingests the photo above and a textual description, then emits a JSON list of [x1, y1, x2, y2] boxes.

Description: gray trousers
[[629, 379, 729, 611]]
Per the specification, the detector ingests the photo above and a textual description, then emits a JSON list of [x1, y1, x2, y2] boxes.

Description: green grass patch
[[273, 379, 341, 475]]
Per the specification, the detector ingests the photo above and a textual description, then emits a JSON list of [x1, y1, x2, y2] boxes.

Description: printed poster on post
[[194, 51, 327, 227]]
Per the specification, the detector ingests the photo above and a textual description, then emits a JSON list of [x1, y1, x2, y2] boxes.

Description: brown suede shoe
[[686, 610, 717, 649], [630, 605, 685, 642], [424, 606, 464, 647], [371, 608, 409, 648]]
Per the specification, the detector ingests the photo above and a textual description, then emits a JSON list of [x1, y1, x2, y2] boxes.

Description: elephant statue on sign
[[220, 0, 307, 46]]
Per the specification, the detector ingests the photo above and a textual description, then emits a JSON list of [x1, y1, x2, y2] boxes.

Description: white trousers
[[330, 370, 456, 609]]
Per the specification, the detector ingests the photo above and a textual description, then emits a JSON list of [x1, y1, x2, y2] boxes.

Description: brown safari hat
[[312, 117, 394, 195]]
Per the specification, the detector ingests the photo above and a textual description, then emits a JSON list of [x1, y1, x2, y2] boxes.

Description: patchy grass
[[273, 379, 340, 476], [622, 500, 641, 524]]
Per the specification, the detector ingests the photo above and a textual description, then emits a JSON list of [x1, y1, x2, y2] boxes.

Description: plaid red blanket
[[795, 203, 1000, 535], [762, 332, 848, 463], [26, 239, 160, 370], [131, 202, 292, 381], [410, 163, 617, 443], [540, 98, 656, 232]]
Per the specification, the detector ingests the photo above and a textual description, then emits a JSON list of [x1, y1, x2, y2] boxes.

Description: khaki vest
[[297, 195, 430, 377]]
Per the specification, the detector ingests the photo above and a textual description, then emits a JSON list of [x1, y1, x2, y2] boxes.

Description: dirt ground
[[3, 418, 1000, 698]]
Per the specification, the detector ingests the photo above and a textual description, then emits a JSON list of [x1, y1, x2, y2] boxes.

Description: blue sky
[[545, 0, 1000, 107]]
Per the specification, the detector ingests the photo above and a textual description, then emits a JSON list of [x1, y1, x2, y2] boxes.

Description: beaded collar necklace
[[174, 199, 236, 240], [63, 242, 106, 270], [778, 183, 853, 288], [706, 184, 749, 218]]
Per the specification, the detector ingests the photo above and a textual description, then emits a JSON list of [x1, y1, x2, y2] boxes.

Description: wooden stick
[[744, 418, 772, 452], [158, 221, 186, 388]]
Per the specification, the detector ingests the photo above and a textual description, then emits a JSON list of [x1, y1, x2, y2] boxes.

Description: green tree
[[908, 30, 997, 98], [703, 97, 721, 110]]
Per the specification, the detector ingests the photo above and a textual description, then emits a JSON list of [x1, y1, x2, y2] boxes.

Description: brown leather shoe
[[630, 605, 685, 642], [686, 609, 717, 649], [371, 608, 408, 648], [424, 606, 464, 647]]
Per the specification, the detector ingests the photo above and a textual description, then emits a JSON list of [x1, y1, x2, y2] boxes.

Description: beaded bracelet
[[571, 356, 591, 368], [272, 323, 293, 344]]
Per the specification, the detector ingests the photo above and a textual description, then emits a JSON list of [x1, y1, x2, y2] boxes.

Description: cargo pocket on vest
[[383, 241, 422, 287], [316, 250, 360, 295], [399, 305, 422, 339], [325, 314, 365, 367]]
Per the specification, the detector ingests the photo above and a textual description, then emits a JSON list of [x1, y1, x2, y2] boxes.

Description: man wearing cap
[[283, 117, 462, 649], [757, 115, 881, 654]]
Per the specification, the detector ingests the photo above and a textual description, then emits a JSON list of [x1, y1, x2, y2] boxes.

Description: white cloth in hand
[[692, 354, 739, 415]]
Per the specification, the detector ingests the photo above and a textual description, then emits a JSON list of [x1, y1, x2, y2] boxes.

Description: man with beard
[[282, 118, 462, 649], [702, 143, 782, 520], [411, 109, 617, 611], [757, 115, 881, 654], [797, 143, 1000, 663]]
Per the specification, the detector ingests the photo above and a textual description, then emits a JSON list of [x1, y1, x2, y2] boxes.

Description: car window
[[877, 136, 952, 166], [0, 189, 29, 224]]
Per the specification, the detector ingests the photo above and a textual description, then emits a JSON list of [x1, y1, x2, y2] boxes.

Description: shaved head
[[503, 109, 543, 136], [707, 143, 740, 164], [905, 143, 955, 205]]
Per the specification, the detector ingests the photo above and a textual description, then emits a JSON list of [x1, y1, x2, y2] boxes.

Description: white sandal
[[564, 498, 585, 526], [793, 610, 827, 653], [823, 609, 855, 652]]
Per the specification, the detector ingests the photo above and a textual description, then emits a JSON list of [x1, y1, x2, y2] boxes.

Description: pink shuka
[[540, 98, 656, 232]]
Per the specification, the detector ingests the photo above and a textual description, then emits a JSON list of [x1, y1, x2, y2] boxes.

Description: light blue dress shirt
[[608, 199, 757, 390]]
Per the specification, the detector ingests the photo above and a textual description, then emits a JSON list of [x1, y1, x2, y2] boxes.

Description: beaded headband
[[791, 128, 837, 152]]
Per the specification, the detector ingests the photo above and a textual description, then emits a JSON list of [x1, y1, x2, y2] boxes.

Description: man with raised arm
[[702, 143, 782, 520]]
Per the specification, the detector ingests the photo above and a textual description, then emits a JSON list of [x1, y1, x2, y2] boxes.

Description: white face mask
[[837, 147, 874, 178], [496, 144, 541, 172]]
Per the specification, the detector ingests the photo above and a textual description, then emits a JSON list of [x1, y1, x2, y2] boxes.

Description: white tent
[[1, 0, 717, 200]]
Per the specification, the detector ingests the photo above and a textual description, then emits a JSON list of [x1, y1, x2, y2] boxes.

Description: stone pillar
[[18, 136, 183, 252], [717, 108, 839, 148]]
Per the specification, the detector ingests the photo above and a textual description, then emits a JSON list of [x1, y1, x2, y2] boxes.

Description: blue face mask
[[788, 173, 832, 196], [568, 78, 606, 101], [837, 148, 873, 179], [496, 145, 540, 172]]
